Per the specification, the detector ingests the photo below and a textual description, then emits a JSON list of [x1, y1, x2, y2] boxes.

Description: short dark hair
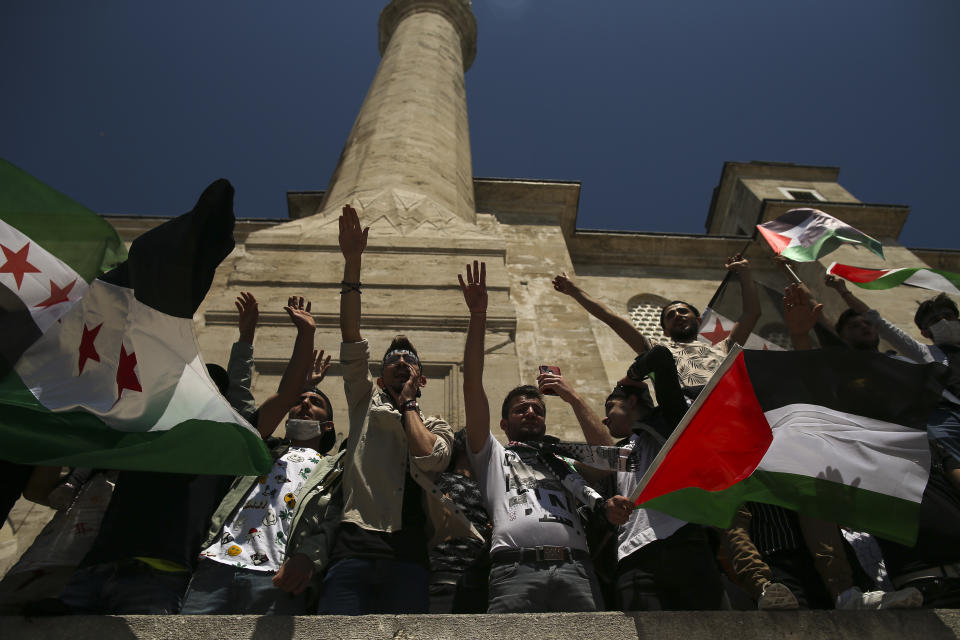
[[304, 386, 334, 421], [659, 301, 700, 330], [206, 364, 230, 396], [606, 384, 655, 412], [381, 335, 421, 373], [501, 385, 545, 420], [835, 308, 864, 336], [915, 294, 959, 331]]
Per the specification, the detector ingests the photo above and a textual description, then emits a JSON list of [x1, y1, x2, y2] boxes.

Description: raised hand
[[338, 204, 369, 261], [536, 369, 576, 403], [783, 283, 823, 336], [824, 274, 849, 294], [552, 272, 578, 296], [458, 260, 487, 314], [284, 296, 315, 332], [307, 349, 332, 387], [725, 253, 750, 273], [235, 291, 259, 343]]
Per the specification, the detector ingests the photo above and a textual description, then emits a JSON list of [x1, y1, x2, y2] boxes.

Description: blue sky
[[2, 1, 958, 248]]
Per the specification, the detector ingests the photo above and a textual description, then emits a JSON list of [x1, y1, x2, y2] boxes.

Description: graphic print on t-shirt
[[200, 446, 318, 572]]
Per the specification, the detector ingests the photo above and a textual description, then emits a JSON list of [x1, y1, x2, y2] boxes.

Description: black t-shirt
[[331, 471, 429, 567], [81, 470, 233, 570]]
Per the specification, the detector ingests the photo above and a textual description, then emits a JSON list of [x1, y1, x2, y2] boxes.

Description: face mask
[[285, 419, 321, 440], [929, 319, 960, 346]]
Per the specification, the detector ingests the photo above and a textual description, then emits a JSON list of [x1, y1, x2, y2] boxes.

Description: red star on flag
[[700, 317, 731, 345], [35, 278, 78, 309], [78, 323, 102, 374], [0, 242, 41, 289], [116, 344, 142, 401]]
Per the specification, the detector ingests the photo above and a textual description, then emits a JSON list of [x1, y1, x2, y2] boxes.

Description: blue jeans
[[180, 558, 306, 615], [316, 558, 429, 614], [58, 560, 189, 614], [487, 558, 602, 613]]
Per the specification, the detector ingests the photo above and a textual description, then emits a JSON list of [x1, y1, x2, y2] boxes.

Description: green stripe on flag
[[0, 368, 272, 476], [641, 469, 920, 545], [0, 158, 127, 282]]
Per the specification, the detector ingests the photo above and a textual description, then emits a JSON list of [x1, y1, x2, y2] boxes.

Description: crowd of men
[[1, 204, 959, 616]]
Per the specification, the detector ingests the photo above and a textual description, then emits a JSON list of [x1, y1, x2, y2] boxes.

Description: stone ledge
[[4, 611, 960, 640]]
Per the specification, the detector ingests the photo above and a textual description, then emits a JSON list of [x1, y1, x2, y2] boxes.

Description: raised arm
[[537, 370, 612, 446], [339, 205, 368, 344], [726, 254, 761, 348], [824, 274, 869, 314], [459, 260, 491, 455], [227, 291, 258, 419], [255, 296, 317, 438], [553, 271, 650, 354]]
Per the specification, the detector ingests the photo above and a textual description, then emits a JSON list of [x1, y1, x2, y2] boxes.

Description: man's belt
[[892, 562, 960, 589], [490, 546, 591, 563]]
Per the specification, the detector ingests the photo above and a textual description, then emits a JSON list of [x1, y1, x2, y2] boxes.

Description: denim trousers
[[316, 557, 429, 615], [58, 559, 189, 614], [486, 557, 602, 613], [179, 558, 307, 615]]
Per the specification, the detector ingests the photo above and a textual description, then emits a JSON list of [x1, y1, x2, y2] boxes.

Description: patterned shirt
[[200, 446, 320, 572], [663, 340, 728, 390]]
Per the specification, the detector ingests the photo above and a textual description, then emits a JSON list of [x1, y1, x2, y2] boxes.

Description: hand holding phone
[[538, 365, 561, 395]]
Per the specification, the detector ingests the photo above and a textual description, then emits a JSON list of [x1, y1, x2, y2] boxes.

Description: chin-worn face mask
[[929, 319, 960, 346], [286, 419, 321, 440]]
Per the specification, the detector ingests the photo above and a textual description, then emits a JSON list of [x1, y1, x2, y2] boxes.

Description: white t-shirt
[[468, 432, 589, 553], [200, 446, 320, 572], [615, 432, 686, 561]]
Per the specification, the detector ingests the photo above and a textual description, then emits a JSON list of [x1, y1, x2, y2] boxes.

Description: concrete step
[[4, 611, 960, 640]]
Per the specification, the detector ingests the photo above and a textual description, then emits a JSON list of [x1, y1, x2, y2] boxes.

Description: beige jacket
[[339, 340, 481, 545]]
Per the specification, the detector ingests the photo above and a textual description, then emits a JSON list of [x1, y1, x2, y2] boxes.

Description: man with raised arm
[[57, 295, 327, 615], [536, 367, 726, 611], [317, 206, 478, 615], [460, 260, 631, 613], [553, 255, 760, 396]]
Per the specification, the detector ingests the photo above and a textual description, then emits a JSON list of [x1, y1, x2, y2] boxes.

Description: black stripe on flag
[[99, 179, 235, 319], [0, 285, 42, 370], [743, 347, 947, 430]]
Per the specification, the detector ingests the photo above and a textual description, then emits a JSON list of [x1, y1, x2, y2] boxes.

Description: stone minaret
[[256, 0, 480, 241], [318, 0, 478, 228]]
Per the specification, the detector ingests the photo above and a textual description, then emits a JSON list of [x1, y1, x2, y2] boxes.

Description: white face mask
[[285, 419, 321, 440], [928, 319, 960, 346]]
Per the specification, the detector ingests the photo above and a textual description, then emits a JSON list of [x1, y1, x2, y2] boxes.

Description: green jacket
[[199, 441, 347, 575]]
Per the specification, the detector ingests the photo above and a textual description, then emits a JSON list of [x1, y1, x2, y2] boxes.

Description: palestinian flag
[[0, 176, 272, 475], [828, 262, 960, 295], [757, 208, 884, 262], [699, 272, 791, 350], [631, 345, 945, 545]]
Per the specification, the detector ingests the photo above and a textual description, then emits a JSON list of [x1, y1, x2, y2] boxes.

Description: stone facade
[[3, 0, 959, 586]]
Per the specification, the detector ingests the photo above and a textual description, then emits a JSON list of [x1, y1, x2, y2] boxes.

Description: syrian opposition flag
[[699, 272, 790, 351], [630, 345, 945, 545], [0, 176, 272, 476], [828, 262, 960, 295], [757, 208, 884, 262]]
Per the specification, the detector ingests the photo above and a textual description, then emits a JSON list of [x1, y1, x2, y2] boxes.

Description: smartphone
[[538, 365, 561, 395]]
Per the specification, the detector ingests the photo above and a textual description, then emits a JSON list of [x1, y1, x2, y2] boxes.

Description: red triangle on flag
[[635, 350, 772, 505], [757, 225, 793, 255]]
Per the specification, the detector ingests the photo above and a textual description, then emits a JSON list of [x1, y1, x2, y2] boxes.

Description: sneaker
[[835, 586, 923, 610], [758, 582, 799, 610]]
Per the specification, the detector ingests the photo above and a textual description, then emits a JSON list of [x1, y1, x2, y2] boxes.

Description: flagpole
[[628, 344, 744, 505]]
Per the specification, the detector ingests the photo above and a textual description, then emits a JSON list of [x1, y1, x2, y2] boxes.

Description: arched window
[[627, 294, 671, 341]]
